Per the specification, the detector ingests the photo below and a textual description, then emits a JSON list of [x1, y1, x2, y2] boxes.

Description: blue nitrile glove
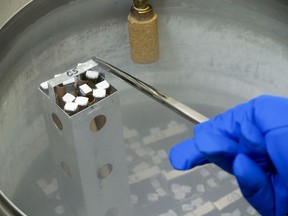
[[169, 95, 288, 216]]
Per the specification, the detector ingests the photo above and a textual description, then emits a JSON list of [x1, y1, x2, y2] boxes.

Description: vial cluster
[[40, 63, 112, 115]]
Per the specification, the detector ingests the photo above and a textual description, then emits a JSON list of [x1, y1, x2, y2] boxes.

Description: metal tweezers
[[92, 57, 209, 125]]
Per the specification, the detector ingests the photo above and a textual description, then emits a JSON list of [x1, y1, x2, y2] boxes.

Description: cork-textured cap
[[128, 13, 159, 64]]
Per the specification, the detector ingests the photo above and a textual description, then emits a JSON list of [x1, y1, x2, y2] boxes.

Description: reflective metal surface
[[94, 57, 208, 124], [40, 60, 132, 216], [0, 191, 27, 216], [1, 0, 288, 215]]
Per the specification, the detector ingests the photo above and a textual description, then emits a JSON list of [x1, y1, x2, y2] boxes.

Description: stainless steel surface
[[1, 0, 288, 215], [0, 0, 32, 29], [94, 57, 209, 124], [46, 59, 98, 102], [0, 191, 27, 216], [40, 60, 132, 216]]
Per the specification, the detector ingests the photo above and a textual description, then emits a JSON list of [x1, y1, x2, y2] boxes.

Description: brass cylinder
[[128, 2, 159, 64]]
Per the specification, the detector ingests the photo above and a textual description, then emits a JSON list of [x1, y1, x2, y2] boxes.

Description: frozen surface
[[75, 96, 89, 106], [64, 102, 78, 112], [12, 102, 258, 216], [79, 84, 92, 96], [2, 0, 288, 215], [86, 70, 99, 79], [62, 93, 76, 103], [96, 80, 110, 90], [93, 88, 106, 98]]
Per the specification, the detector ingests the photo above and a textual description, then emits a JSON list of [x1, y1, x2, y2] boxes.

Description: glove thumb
[[169, 138, 209, 170], [233, 154, 274, 216]]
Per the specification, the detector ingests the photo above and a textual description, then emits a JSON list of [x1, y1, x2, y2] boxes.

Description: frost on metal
[[38, 59, 132, 216], [39, 59, 115, 116]]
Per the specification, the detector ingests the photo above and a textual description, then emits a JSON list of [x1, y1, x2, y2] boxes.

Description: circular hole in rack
[[90, 115, 106, 132], [105, 207, 119, 216], [97, 163, 113, 180], [52, 113, 63, 130], [61, 161, 72, 178]]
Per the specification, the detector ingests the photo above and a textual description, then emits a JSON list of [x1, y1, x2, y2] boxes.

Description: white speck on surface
[[156, 187, 167, 197], [41, 178, 59, 195], [146, 147, 156, 156], [62, 93, 76, 103], [207, 178, 218, 188], [199, 168, 210, 177], [171, 183, 192, 199], [217, 171, 229, 181], [96, 80, 110, 89], [64, 102, 78, 112], [55, 205, 65, 214], [152, 155, 162, 164], [182, 203, 194, 212], [231, 209, 241, 216], [135, 148, 146, 157], [75, 96, 89, 106], [86, 70, 99, 79], [167, 209, 177, 216], [93, 88, 106, 98], [150, 179, 160, 188], [147, 193, 159, 202], [157, 150, 168, 159], [123, 126, 139, 139], [63, 77, 75, 85], [55, 193, 61, 200], [54, 74, 61, 78], [159, 209, 178, 216], [143, 127, 164, 145], [196, 184, 205, 193], [36, 179, 47, 188], [40, 81, 48, 90], [181, 185, 192, 194], [132, 162, 150, 173], [79, 84, 92, 95], [174, 191, 186, 200], [191, 202, 215, 216], [129, 142, 141, 150], [129, 166, 160, 184], [191, 197, 204, 208], [231, 178, 238, 186], [246, 206, 257, 215], [130, 195, 138, 204], [171, 184, 181, 193], [126, 154, 133, 162], [214, 189, 242, 210]]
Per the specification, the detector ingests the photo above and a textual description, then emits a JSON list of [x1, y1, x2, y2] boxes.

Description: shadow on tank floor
[[1, 0, 288, 215]]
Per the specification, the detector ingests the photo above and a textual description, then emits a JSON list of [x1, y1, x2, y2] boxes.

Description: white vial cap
[[62, 93, 76, 103], [75, 96, 89, 106], [86, 70, 99, 79], [63, 77, 75, 85], [93, 89, 106, 98], [64, 102, 78, 112], [79, 84, 92, 95], [40, 81, 48, 90], [95, 80, 110, 89]]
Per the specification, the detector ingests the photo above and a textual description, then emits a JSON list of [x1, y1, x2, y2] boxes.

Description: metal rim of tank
[[2, 0, 288, 215], [0, 0, 74, 76], [0, 1, 69, 215]]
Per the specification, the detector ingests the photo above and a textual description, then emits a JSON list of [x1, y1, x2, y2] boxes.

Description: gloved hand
[[169, 95, 288, 216]]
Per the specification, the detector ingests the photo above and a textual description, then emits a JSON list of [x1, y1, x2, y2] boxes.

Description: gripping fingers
[[233, 154, 274, 216], [169, 138, 209, 170], [195, 133, 238, 173]]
